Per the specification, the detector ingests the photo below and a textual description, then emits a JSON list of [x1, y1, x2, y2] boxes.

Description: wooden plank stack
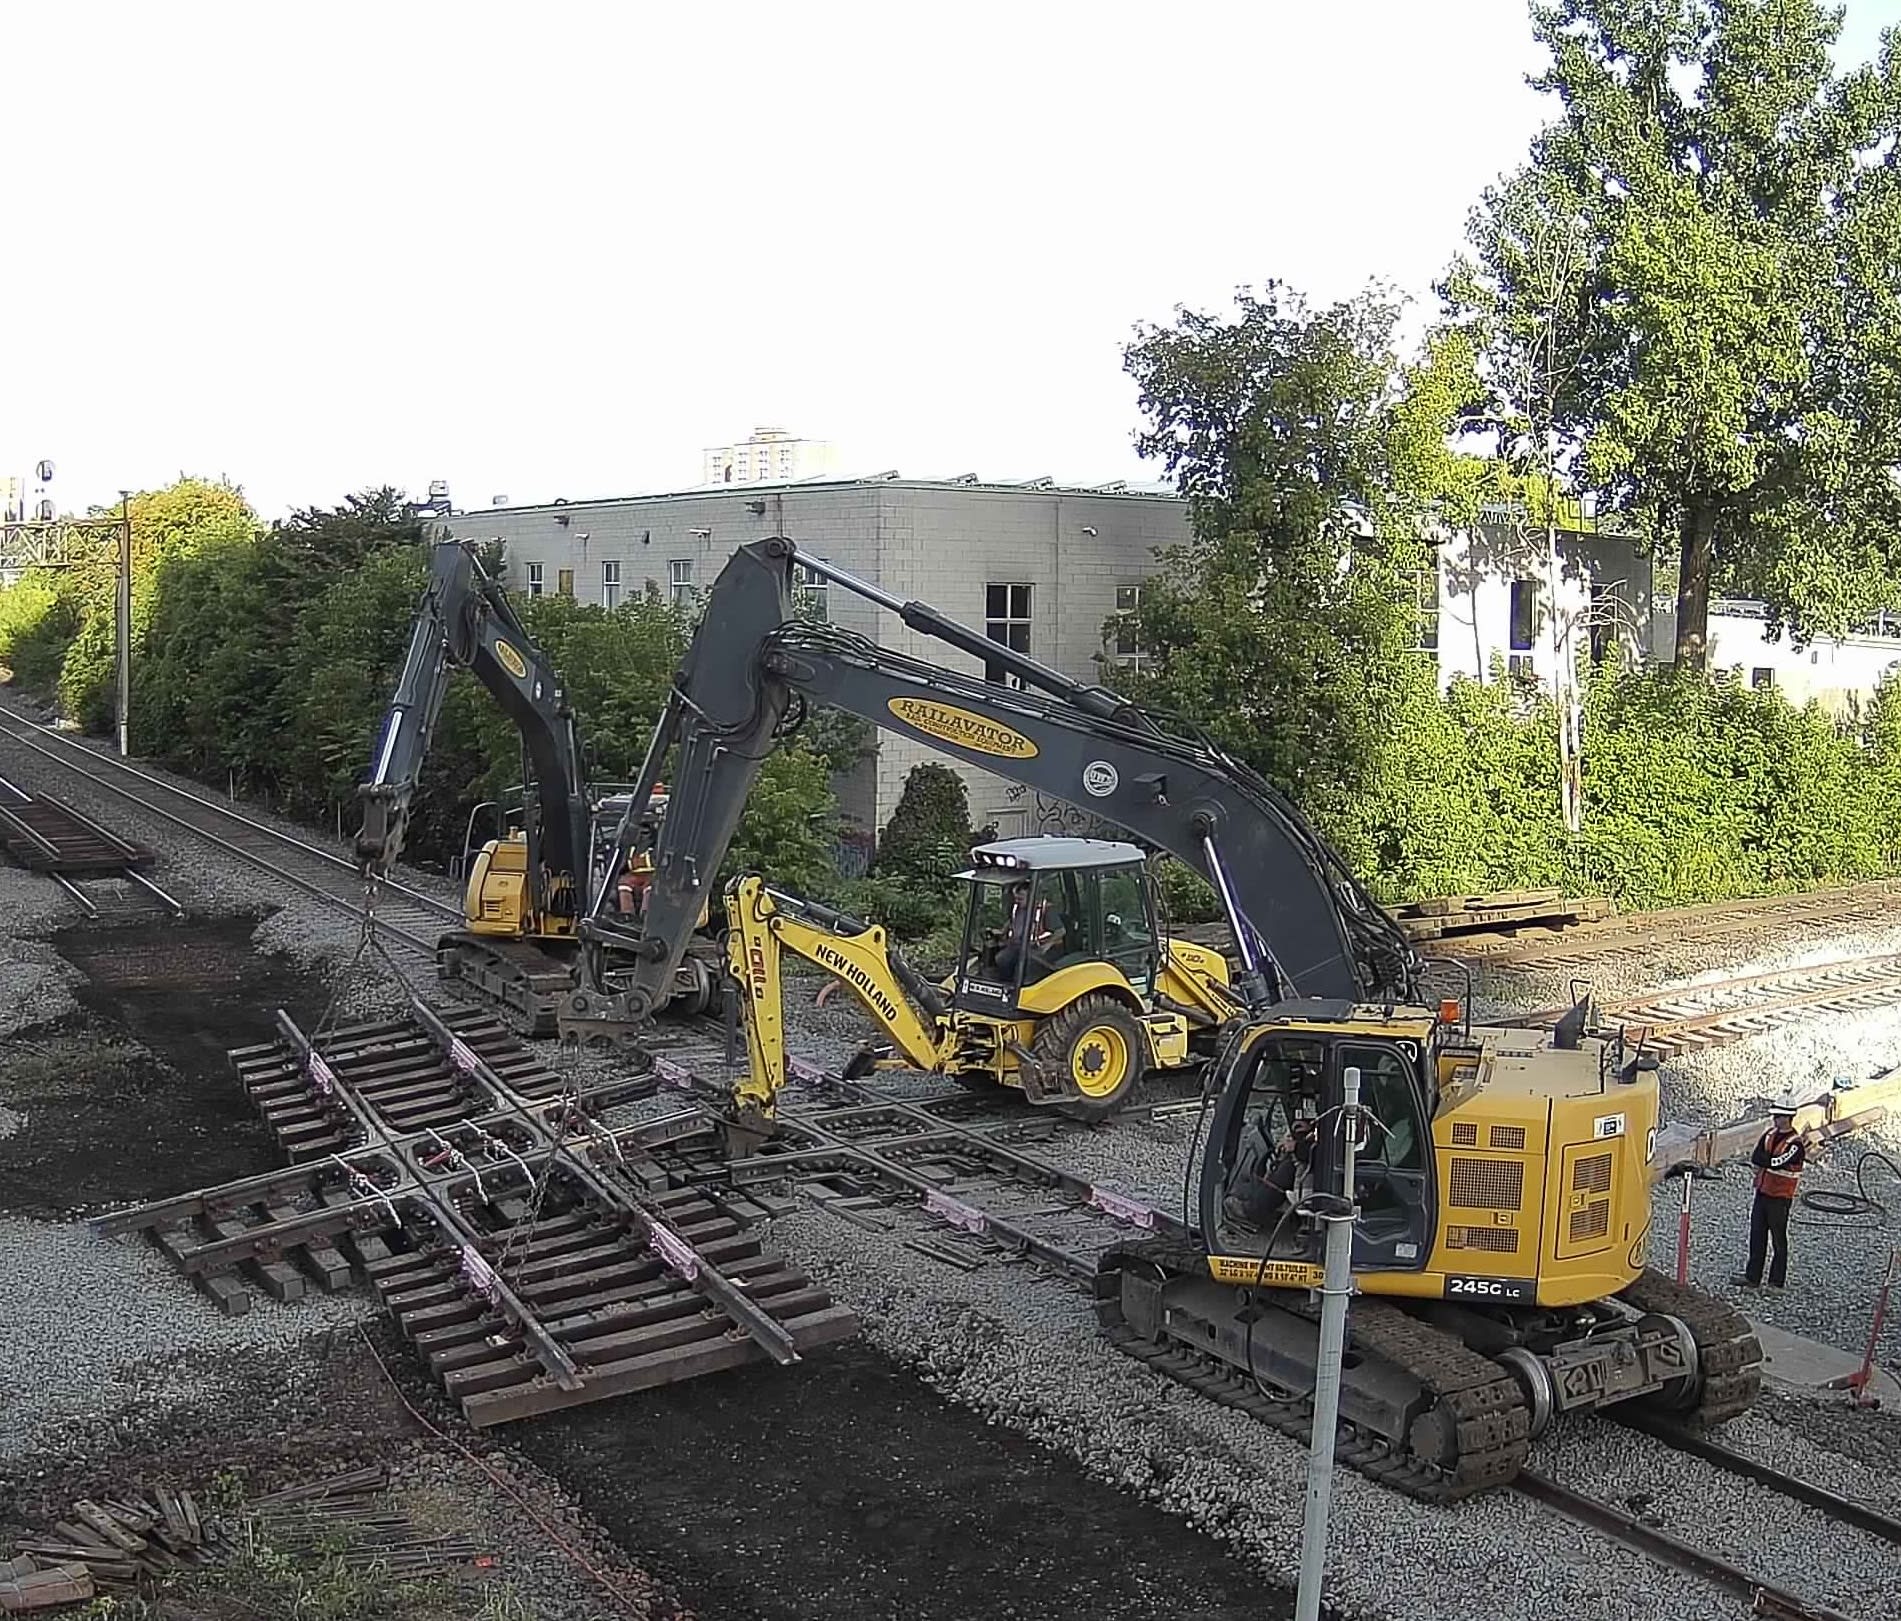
[[0, 1464, 483, 1611], [1390, 888, 1613, 945], [1, 1484, 217, 1609]]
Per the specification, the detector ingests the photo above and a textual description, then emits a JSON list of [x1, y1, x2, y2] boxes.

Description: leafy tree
[[723, 746, 837, 895], [1116, 283, 1477, 850], [874, 762, 983, 883], [1462, 0, 1901, 666]]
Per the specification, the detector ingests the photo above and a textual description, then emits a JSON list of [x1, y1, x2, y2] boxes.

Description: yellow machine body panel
[[1199, 1009, 1658, 1311], [462, 834, 578, 942], [1155, 938, 1240, 1022]]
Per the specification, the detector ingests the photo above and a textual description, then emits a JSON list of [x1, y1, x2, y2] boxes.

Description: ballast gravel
[[765, 1208, 1741, 1621], [0, 1216, 372, 1460]]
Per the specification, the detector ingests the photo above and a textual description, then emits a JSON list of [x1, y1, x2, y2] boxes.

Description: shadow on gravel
[[514, 1340, 1293, 1621], [0, 913, 322, 1216]]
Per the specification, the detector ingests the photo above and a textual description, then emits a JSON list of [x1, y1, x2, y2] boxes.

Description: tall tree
[[1464, 0, 1901, 668], [1117, 284, 1480, 849]]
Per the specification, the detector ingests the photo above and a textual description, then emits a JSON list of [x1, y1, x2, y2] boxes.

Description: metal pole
[[115, 492, 132, 757], [1675, 1170, 1694, 1286], [1295, 1064, 1360, 1621]]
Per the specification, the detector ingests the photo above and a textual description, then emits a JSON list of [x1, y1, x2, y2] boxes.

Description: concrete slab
[[1751, 1316, 1901, 1405]]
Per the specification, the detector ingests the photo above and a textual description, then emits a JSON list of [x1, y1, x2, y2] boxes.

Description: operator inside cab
[[615, 853, 652, 919], [1222, 1041, 1325, 1246], [992, 879, 1067, 983]]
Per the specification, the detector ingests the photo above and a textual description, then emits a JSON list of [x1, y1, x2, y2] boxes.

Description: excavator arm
[[567, 536, 1417, 1035], [356, 540, 591, 916], [725, 875, 948, 1120]]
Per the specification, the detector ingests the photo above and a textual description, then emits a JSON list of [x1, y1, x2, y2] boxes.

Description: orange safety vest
[[1753, 1128, 1804, 1199]]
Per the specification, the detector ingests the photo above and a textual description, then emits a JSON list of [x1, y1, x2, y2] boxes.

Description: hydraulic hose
[[1795, 1150, 1901, 1228]]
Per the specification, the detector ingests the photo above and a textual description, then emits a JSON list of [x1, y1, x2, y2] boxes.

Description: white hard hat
[[1769, 1091, 1804, 1115]]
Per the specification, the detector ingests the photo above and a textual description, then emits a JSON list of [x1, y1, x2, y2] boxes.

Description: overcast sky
[[4, 1, 1896, 520]]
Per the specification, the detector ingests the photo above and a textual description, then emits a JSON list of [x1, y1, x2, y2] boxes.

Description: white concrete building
[[1427, 501, 1654, 688], [701, 429, 838, 487], [443, 473, 1186, 838]]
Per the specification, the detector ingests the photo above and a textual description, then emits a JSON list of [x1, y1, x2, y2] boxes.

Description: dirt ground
[[0, 908, 1295, 1620], [0, 915, 316, 1217]]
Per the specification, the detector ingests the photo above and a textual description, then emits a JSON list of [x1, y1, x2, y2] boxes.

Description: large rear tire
[[1031, 994, 1145, 1122]]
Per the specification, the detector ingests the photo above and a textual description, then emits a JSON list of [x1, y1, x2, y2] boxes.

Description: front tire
[[1031, 994, 1145, 1122]]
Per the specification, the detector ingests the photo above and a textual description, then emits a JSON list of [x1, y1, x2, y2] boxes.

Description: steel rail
[[0, 706, 456, 954], [1514, 1470, 1858, 1621], [1614, 1411, 1901, 1547], [403, 995, 801, 1366]]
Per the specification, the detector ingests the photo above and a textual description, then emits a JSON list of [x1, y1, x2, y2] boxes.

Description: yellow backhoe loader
[[560, 535, 1762, 1500], [725, 835, 1241, 1128]]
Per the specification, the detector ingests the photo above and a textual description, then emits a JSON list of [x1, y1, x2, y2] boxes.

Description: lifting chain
[[493, 1032, 584, 1276]]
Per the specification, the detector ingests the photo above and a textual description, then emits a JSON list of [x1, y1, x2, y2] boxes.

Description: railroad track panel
[[0, 708, 457, 954], [93, 1001, 856, 1424]]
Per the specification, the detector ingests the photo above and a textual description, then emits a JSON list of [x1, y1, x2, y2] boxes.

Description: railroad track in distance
[[0, 707, 459, 958], [1432, 880, 1901, 971], [1515, 952, 1901, 1057]]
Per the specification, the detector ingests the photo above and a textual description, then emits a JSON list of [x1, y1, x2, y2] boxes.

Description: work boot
[[1728, 1273, 1759, 1288]]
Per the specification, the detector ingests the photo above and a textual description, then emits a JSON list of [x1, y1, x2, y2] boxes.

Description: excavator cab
[[951, 838, 1161, 1015], [1204, 1013, 1438, 1275]]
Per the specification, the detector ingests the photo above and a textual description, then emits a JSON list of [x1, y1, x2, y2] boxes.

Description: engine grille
[[1451, 1121, 1479, 1145], [1569, 1201, 1611, 1243], [1446, 1225, 1520, 1253], [1449, 1158, 1525, 1211], [1489, 1125, 1527, 1150], [1573, 1151, 1614, 1194]]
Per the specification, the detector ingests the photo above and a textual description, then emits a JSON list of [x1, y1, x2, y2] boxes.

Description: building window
[[526, 561, 544, 599], [1507, 652, 1536, 682], [985, 583, 1032, 685], [602, 559, 621, 611], [1415, 567, 1440, 652], [1111, 584, 1145, 664], [1751, 667, 1775, 690], [1509, 579, 1536, 652], [669, 559, 695, 609], [557, 568, 574, 599], [794, 563, 828, 621]]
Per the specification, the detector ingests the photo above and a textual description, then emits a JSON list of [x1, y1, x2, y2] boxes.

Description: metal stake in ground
[[1295, 1064, 1361, 1621]]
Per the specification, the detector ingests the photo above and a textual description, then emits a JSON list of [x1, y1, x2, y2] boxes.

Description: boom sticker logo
[[1082, 760, 1119, 798], [493, 639, 528, 680], [886, 698, 1039, 759]]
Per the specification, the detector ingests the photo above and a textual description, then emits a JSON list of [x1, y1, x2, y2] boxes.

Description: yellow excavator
[[561, 536, 1762, 1500], [353, 539, 720, 1032], [725, 834, 1241, 1129]]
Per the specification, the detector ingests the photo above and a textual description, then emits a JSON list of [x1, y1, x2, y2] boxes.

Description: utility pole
[[1295, 1064, 1361, 1621], [115, 492, 133, 758]]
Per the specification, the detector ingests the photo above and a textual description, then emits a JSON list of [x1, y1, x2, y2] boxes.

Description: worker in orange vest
[[1732, 1094, 1807, 1289]]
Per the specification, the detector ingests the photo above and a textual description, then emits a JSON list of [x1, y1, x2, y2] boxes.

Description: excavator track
[[437, 933, 573, 1036], [1095, 1240, 1531, 1502], [1621, 1268, 1763, 1427]]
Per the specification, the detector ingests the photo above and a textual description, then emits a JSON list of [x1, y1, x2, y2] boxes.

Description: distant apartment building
[[701, 429, 839, 488]]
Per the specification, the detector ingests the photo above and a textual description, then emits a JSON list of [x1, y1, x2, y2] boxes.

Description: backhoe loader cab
[[952, 839, 1161, 1014]]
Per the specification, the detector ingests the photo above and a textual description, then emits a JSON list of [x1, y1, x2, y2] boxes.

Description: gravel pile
[[0, 1216, 371, 1459], [1476, 915, 1901, 1019]]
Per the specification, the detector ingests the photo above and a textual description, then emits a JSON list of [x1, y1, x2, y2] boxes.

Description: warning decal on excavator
[[887, 698, 1039, 760], [1209, 1255, 1324, 1288], [493, 638, 529, 680]]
